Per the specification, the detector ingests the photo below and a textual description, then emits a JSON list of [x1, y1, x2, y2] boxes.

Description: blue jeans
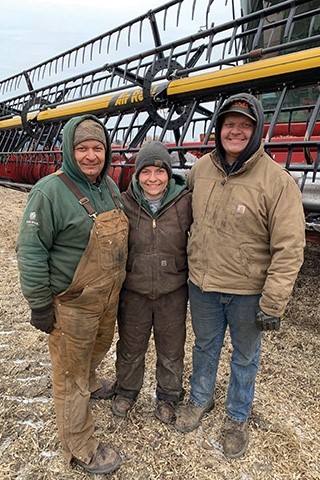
[[189, 281, 262, 422]]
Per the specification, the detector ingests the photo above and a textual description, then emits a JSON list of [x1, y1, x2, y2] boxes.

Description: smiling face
[[138, 165, 169, 200], [220, 113, 255, 165], [74, 139, 105, 182]]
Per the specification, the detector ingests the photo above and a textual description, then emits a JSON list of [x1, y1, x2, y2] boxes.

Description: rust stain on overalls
[[48, 208, 128, 464]]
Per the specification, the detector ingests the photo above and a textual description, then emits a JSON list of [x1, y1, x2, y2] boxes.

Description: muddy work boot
[[112, 394, 135, 417], [72, 442, 121, 474], [223, 418, 249, 458], [155, 400, 176, 425], [175, 400, 214, 433], [90, 379, 116, 400]]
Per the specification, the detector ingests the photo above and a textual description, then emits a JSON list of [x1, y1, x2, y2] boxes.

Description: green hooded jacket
[[16, 114, 123, 309]]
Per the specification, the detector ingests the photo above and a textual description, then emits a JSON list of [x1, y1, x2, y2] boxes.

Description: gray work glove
[[255, 310, 280, 332], [30, 304, 55, 334]]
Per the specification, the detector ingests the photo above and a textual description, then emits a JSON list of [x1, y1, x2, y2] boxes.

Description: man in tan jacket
[[175, 93, 305, 458]]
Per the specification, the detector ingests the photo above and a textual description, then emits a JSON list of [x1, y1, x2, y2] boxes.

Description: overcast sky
[[0, 0, 166, 79], [0, 0, 239, 80]]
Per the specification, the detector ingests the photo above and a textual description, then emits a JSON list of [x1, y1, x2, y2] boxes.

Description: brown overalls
[[48, 208, 128, 464]]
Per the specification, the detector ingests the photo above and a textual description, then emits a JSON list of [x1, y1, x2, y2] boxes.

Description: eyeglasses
[[222, 122, 254, 131]]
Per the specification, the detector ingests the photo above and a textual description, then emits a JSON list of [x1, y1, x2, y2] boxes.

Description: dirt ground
[[0, 185, 319, 480]]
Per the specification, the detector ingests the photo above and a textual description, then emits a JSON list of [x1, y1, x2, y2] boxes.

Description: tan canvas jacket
[[187, 145, 305, 316]]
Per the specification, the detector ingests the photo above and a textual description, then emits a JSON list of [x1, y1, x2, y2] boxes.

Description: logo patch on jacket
[[26, 211, 39, 226]]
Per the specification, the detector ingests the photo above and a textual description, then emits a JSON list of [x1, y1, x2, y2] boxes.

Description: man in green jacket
[[175, 93, 305, 458], [16, 115, 128, 475]]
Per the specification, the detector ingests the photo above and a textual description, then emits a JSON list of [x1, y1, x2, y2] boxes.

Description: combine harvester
[[0, 0, 319, 240]]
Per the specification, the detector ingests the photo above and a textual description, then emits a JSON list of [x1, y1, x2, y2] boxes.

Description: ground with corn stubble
[[0, 185, 319, 480]]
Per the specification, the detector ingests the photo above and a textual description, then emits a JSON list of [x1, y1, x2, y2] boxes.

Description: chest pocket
[[96, 210, 129, 272]]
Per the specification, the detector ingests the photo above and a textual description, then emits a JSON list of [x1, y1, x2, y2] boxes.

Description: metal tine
[[180, 100, 198, 144], [90, 43, 95, 61], [283, 5, 295, 42], [4, 79, 10, 94], [266, 26, 276, 49], [89, 74, 95, 96], [191, 0, 197, 21], [139, 19, 143, 43], [159, 106, 176, 140], [2, 78, 8, 94], [109, 113, 124, 143], [107, 34, 112, 55], [55, 58, 59, 75], [40, 64, 47, 81], [304, 96, 320, 167], [313, 150, 320, 183], [67, 52, 72, 69], [228, 25, 238, 55], [110, 67, 116, 89], [174, 0, 182, 27], [284, 148, 294, 171], [123, 61, 129, 84], [150, 55, 157, 79], [265, 87, 288, 144], [167, 48, 175, 74], [74, 49, 79, 68], [123, 111, 139, 146], [185, 39, 194, 66], [206, 0, 217, 30], [98, 38, 103, 55], [13, 76, 20, 92], [163, 5, 168, 30], [304, 97, 320, 143], [191, 118, 197, 139], [82, 46, 87, 64], [116, 28, 122, 50], [251, 17, 265, 51], [309, 15, 316, 36], [206, 29, 215, 63], [204, 97, 223, 144], [128, 24, 132, 47], [135, 56, 144, 80]]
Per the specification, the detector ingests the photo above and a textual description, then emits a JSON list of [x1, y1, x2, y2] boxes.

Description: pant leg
[[153, 285, 188, 402], [50, 289, 102, 464], [115, 289, 153, 398], [225, 293, 261, 422], [189, 281, 227, 407], [89, 274, 124, 392]]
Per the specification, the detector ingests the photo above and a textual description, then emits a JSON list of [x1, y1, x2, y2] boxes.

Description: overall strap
[[56, 171, 97, 219]]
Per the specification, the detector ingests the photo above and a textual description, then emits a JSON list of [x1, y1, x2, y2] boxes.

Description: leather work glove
[[30, 304, 55, 334], [255, 310, 280, 332]]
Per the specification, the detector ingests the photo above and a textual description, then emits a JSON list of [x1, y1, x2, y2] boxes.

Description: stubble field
[[0, 186, 319, 480]]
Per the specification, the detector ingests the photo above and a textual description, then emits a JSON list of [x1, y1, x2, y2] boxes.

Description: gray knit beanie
[[73, 119, 107, 148], [135, 141, 172, 178]]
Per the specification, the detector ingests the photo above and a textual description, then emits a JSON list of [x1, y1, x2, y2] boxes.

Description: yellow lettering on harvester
[[131, 89, 143, 103], [115, 93, 131, 106]]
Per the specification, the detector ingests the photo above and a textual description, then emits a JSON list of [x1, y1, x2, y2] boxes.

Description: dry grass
[[0, 186, 319, 480]]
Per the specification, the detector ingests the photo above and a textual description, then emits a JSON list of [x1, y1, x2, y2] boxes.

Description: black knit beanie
[[135, 141, 172, 178]]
